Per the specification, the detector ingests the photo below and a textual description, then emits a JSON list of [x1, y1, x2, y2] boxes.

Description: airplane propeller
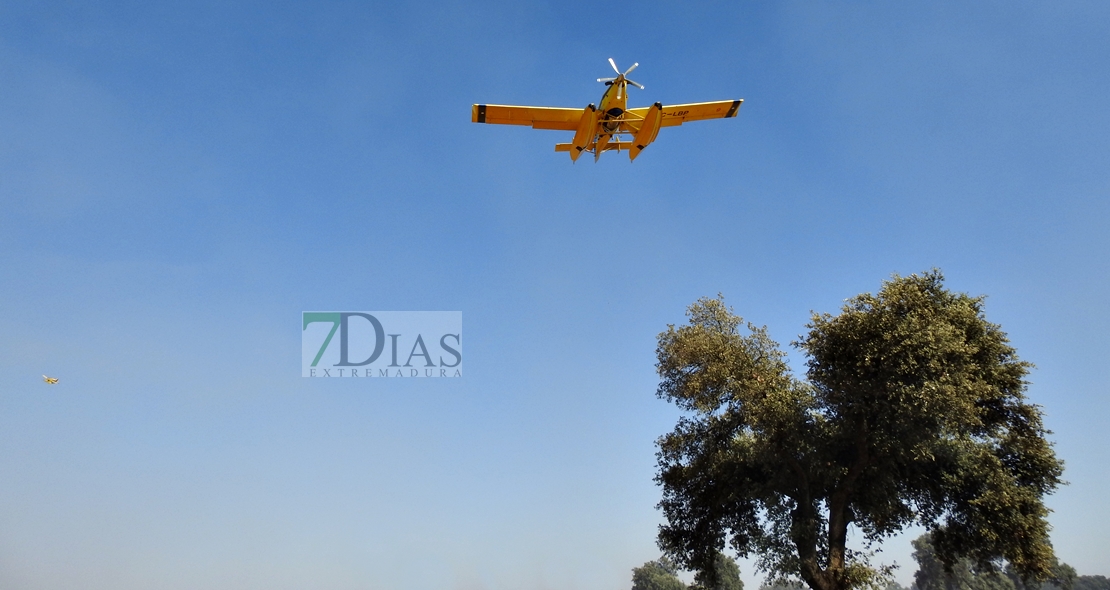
[[596, 58, 644, 99]]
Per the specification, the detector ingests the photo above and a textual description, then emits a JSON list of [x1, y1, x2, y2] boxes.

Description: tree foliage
[[654, 271, 1063, 590], [632, 552, 745, 590], [761, 582, 808, 590], [692, 552, 745, 590], [1072, 577, 1110, 590], [913, 533, 1015, 590], [911, 532, 1078, 590], [633, 557, 689, 590], [1005, 559, 1076, 590]]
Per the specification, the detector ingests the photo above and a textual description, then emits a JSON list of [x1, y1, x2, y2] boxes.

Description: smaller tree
[[913, 533, 1014, 590], [912, 531, 1081, 590], [1006, 560, 1076, 590], [634, 557, 688, 590], [1072, 577, 1110, 590], [692, 552, 744, 590], [634, 552, 745, 590], [760, 582, 807, 590]]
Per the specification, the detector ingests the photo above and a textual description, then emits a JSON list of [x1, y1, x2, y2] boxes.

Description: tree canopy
[[654, 271, 1063, 590], [692, 551, 745, 590], [632, 553, 744, 590], [911, 532, 1079, 590], [1072, 577, 1110, 590], [912, 533, 1016, 590], [633, 557, 689, 590]]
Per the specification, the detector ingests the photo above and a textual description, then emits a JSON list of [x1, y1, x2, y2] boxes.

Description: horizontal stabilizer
[[555, 141, 634, 153]]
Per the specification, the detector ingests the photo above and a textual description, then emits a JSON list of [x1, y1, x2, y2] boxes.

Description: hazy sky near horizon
[[2, 2, 1108, 589]]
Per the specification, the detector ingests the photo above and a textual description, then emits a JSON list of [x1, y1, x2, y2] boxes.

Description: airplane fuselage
[[598, 81, 630, 132]]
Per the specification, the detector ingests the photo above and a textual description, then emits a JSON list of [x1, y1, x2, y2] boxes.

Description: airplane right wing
[[628, 99, 743, 128], [472, 104, 585, 130]]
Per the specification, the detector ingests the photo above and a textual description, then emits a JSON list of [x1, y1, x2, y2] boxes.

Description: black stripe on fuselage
[[725, 100, 741, 118], [477, 104, 487, 123]]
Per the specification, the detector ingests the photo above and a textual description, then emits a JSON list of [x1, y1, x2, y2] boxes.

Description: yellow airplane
[[43, 375, 58, 384], [472, 58, 742, 162]]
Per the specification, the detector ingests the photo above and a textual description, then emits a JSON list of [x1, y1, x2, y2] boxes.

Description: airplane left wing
[[472, 104, 583, 130], [627, 100, 742, 128]]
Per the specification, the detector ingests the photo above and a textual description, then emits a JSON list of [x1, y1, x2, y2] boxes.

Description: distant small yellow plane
[[43, 375, 58, 384], [472, 58, 742, 162]]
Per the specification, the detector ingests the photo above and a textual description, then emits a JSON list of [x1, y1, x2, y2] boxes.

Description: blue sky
[[1, 1, 1108, 589]]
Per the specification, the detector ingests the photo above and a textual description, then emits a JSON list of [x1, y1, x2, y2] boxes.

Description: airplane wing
[[472, 104, 583, 130], [627, 100, 742, 128]]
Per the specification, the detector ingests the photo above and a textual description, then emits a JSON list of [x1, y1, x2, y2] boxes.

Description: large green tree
[[654, 271, 1063, 590]]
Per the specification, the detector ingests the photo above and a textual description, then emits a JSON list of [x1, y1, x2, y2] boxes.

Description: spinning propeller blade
[[598, 59, 644, 90]]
